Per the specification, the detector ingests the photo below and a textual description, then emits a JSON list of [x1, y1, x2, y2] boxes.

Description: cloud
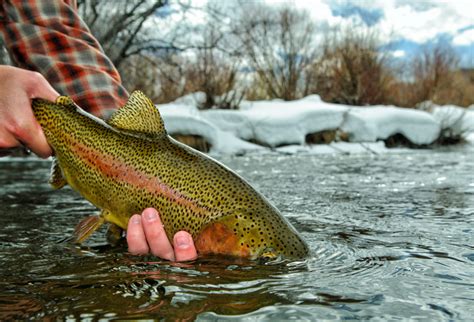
[[268, 0, 337, 23], [453, 28, 474, 46], [379, 4, 444, 43], [394, 0, 439, 11], [330, 3, 384, 27], [391, 50, 406, 58], [375, 1, 474, 44], [266, 1, 473, 48], [169, 0, 474, 66]]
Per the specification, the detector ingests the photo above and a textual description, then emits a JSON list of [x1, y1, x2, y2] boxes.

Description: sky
[[266, 0, 474, 67], [160, 0, 473, 67]]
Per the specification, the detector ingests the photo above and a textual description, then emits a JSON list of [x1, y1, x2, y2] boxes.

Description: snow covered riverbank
[[159, 93, 474, 155]]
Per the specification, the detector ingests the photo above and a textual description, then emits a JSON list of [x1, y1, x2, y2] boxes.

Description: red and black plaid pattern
[[0, 0, 128, 117]]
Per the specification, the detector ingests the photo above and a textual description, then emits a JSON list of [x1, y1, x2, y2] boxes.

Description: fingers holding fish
[[24, 119, 53, 158], [141, 208, 176, 261], [127, 209, 198, 262], [0, 130, 19, 151], [126, 214, 150, 255], [0, 66, 55, 158], [173, 231, 198, 262], [26, 70, 61, 102], [0, 109, 51, 158]]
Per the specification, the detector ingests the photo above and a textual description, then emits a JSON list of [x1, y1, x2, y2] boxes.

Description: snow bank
[[157, 94, 473, 155], [203, 98, 347, 147], [431, 105, 474, 136], [341, 106, 440, 145], [159, 103, 263, 154], [201, 110, 254, 142], [160, 103, 218, 146]]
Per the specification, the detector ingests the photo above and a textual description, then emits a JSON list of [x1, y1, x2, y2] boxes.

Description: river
[[0, 146, 473, 320]]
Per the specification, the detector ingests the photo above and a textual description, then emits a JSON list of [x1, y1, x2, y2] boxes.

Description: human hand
[[0, 65, 59, 158], [127, 208, 198, 262]]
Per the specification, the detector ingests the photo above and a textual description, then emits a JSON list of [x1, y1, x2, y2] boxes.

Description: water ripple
[[1, 151, 473, 320]]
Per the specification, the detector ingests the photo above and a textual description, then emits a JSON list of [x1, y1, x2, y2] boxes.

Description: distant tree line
[[1, 0, 472, 109]]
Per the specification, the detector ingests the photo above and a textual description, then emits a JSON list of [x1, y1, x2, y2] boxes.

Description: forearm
[[0, 0, 128, 117]]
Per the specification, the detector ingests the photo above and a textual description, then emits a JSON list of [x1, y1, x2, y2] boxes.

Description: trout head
[[195, 208, 309, 260]]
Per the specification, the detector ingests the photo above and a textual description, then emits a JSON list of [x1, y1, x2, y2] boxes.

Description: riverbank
[[159, 93, 474, 154]]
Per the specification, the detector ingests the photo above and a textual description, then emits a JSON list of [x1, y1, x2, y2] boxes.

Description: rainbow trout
[[32, 91, 309, 259]]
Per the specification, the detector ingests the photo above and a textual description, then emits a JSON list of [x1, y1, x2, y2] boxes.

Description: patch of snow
[[203, 98, 347, 148], [160, 103, 218, 146], [341, 106, 440, 145], [431, 105, 474, 137], [159, 103, 262, 154], [212, 130, 264, 155], [466, 132, 474, 143], [299, 94, 323, 103], [244, 100, 347, 147], [201, 110, 255, 141]]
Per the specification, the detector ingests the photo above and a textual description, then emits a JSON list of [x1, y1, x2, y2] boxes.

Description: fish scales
[[31, 91, 309, 259]]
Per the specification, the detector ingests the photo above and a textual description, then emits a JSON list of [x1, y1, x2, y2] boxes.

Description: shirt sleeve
[[0, 0, 129, 117]]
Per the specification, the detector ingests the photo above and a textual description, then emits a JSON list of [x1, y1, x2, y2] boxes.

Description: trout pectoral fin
[[74, 210, 127, 244], [49, 158, 67, 190], [74, 214, 105, 243]]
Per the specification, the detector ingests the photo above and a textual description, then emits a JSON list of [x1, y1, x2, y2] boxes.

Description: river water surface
[[0, 147, 473, 320]]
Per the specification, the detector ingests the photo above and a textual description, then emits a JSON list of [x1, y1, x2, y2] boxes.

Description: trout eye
[[258, 247, 279, 264]]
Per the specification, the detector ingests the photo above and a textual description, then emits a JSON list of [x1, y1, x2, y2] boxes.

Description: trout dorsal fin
[[107, 90, 166, 137]]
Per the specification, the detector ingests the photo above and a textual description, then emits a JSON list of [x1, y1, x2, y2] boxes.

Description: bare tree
[[182, 21, 244, 109], [386, 42, 469, 108], [76, 0, 185, 68], [412, 42, 460, 105], [118, 54, 168, 102], [185, 52, 243, 109], [235, 4, 317, 101], [310, 26, 393, 106], [77, 0, 245, 105]]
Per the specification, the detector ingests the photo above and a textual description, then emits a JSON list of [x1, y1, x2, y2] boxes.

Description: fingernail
[[145, 209, 158, 222], [131, 215, 140, 224], [176, 234, 191, 248]]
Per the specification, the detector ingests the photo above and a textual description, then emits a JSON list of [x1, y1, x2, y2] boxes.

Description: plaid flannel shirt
[[0, 0, 128, 117]]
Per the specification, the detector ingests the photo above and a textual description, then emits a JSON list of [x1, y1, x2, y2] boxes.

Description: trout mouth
[[256, 247, 287, 264], [259, 247, 278, 259]]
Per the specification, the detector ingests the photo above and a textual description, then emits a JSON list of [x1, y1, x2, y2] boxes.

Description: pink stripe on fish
[[71, 141, 211, 216]]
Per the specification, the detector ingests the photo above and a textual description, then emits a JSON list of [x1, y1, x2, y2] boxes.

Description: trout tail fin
[[74, 215, 105, 243]]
